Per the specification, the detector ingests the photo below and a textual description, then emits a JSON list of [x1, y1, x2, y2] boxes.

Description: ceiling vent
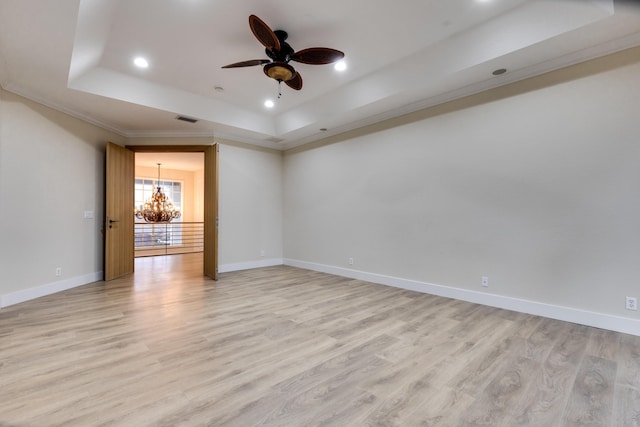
[[176, 115, 198, 124]]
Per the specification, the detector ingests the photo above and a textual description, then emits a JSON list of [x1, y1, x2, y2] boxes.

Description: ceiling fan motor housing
[[266, 33, 294, 63]]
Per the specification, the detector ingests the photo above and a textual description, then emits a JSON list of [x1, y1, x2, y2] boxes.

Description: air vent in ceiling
[[176, 115, 198, 123]]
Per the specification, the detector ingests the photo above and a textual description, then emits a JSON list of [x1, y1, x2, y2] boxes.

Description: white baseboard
[[218, 258, 284, 273], [0, 271, 103, 309], [284, 258, 640, 337], [3, 260, 638, 337], [0, 258, 285, 309]]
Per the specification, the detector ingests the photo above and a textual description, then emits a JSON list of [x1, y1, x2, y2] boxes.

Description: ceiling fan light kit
[[264, 62, 295, 82], [222, 14, 344, 93]]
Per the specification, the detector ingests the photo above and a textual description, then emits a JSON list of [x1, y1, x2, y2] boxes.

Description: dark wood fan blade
[[291, 48, 344, 65], [285, 72, 303, 90], [249, 15, 280, 52], [221, 59, 270, 68]]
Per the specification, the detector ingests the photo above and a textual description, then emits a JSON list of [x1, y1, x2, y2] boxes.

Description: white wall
[[218, 141, 284, 270], [283, 48, 640, 333], [194, 168, 204, 222], [0, 88, 125, 301]]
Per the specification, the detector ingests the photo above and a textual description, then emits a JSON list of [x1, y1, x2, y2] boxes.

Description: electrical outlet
[[626, 297, 637, 311], [348, 257, 354, 266], [55, 267, 62, 277], [481, 276, 489, 287]]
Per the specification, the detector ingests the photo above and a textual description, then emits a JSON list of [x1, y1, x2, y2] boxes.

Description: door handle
[[108, 218, 119, 229]]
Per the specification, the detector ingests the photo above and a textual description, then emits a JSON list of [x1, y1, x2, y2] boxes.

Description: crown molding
[[2, 82, 128, 136]]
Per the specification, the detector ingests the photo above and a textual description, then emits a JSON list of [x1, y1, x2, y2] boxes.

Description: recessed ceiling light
[[134, 57, 149, 68], [264, 99, 275, 108], [214, 86, 224, 92], [492, 68, 507, 76], [334, 61, 347, 72], [319, 128, 328, 132]]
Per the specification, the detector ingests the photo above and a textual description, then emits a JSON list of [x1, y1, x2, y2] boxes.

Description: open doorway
[[105, 143, 218, 281], [134, 152, 205, 258]]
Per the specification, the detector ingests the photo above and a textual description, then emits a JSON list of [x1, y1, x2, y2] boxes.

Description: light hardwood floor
[[1, 253, 639, 426]]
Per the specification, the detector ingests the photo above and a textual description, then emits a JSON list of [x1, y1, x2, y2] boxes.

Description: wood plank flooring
[[1, 253, 640, 426]]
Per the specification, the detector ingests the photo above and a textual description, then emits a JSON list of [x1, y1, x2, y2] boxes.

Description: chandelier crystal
[[134, 163, 181, 223]]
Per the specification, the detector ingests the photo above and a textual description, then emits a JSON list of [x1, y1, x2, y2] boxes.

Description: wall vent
[[176, 115, 198, 123]]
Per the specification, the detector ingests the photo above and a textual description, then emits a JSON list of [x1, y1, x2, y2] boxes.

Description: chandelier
[[134, 163, 181, 223]]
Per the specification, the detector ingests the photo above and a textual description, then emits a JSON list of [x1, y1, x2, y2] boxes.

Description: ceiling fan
[[222, 15, 344, 93]]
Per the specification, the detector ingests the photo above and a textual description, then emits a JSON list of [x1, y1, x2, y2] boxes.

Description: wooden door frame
[[126, 144, 218, 280]]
